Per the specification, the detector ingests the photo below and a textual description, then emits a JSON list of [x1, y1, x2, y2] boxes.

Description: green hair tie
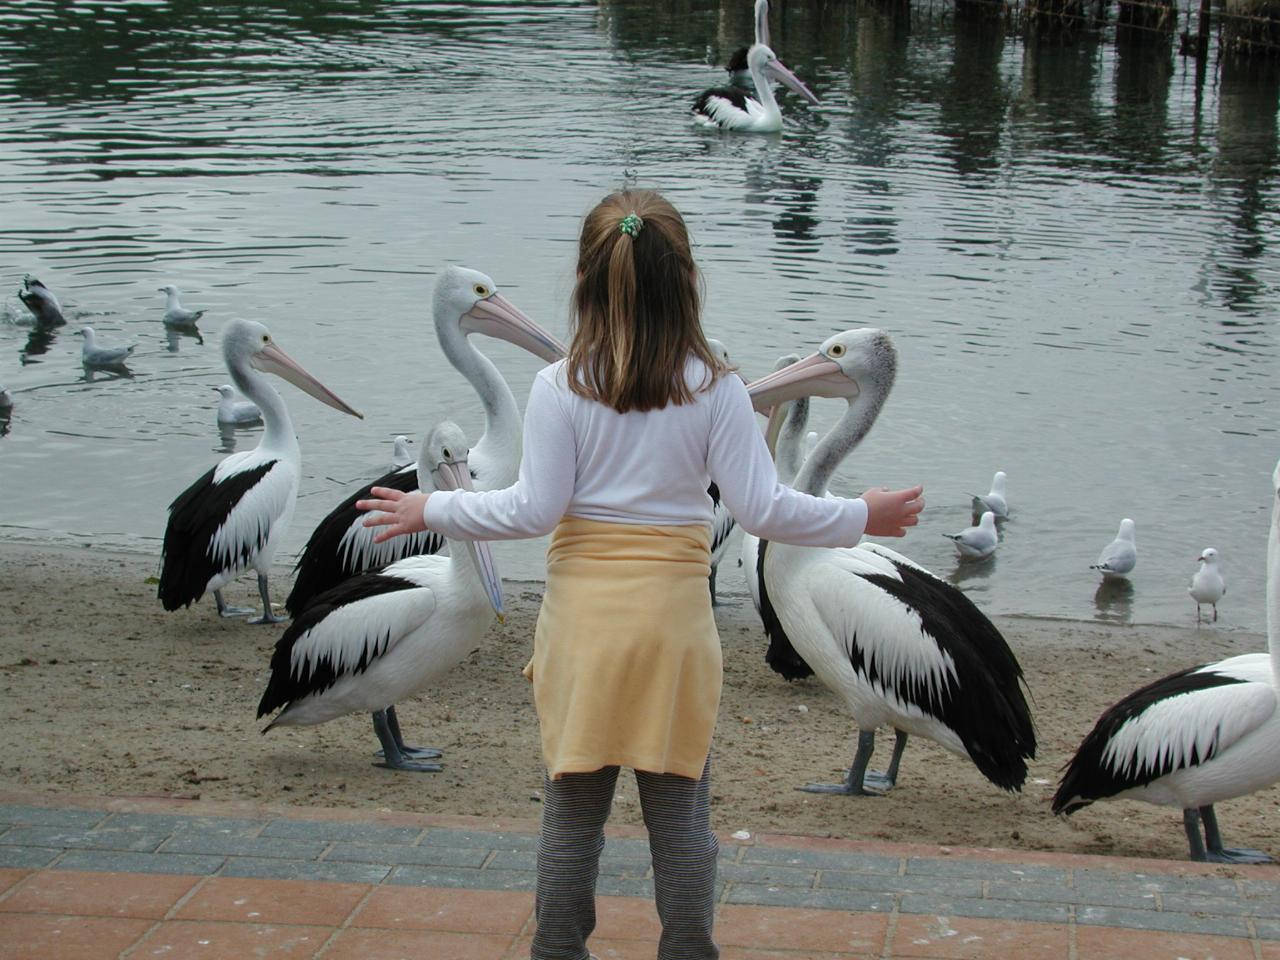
[[619, 213, 644, 237]]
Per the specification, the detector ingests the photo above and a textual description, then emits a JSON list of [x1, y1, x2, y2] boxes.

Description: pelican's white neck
[[438, 326, 521, 476], [793, 380, 890, 499], [229, 360, 298, 457]]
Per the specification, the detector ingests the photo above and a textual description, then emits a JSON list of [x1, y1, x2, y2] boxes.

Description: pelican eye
[[441, 447, 452, 460], [828, 343, 846, 357], [262, 334, 270, 343], [473, 284, 488, 297]]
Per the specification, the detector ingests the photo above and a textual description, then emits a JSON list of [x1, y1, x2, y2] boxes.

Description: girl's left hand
[[357, 487, 431, 544]]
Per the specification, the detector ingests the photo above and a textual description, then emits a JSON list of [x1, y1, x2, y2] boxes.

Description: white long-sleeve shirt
[[423, 357, 867, 546]]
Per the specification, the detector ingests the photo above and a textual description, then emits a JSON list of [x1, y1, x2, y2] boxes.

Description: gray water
[[1, 1, 1277, 632]]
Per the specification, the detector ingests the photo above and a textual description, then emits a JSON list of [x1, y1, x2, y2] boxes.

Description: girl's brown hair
[[566, 190, 731, 413]]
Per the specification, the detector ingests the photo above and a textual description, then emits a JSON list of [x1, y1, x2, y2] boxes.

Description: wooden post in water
[[1117, 0, 1176, 33], [1222, 0, 1280, 54], [1025, 0, 1087, 39]]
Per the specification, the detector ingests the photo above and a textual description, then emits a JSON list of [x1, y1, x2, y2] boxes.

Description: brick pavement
[[0, 792, 1276, 959]]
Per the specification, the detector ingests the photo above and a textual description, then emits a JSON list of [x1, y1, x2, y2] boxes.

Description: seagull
[[391, 435, 413, 469], [257, 421, 505, 771], [944, 511, 998, 559], [0, 386, 13, 414], [78, 326, 136, 367], [213, 384, 263, 426], [1189, 548, 1226, 622], [1091, 519, 1137, 580], [971, 470, 1009, 520], [17, 276, 66, 326], [159, 284, 205, 327]]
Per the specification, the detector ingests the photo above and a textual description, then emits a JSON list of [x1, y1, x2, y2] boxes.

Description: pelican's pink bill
[[431, 457, 505, 618], [766, 59, 820, 105], [745, 351, 854, 414], [252, 341, 363, 419], [463, 293, 567, 364]]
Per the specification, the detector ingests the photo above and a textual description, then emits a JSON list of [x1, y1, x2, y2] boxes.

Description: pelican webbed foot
[[798, 729, 905, 797], [372, 709, 444, 773], [373, 705, 443, 760], [214, 589, 254, 618], [1191, 806, 1274, 864], [247, 574, 286, 624]]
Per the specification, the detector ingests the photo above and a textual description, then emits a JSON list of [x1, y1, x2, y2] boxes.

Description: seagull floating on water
[[693, 43, 818, 133], [159, 284, 205, 327], [78, 326, 136, 367], [213, 384, 263, 426], [1053, 461, 1280, 863], [971, 470, 1008, 520], [1189, 547, 1226, 623], [1091, 518, 1136, 580], [18, 276, 65, 326], [391, 435, 413, 469], [944, 511, 998, 559], [0, 386, 12, 414]]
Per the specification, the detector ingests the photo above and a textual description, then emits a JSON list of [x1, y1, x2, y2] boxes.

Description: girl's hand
[[861, 484, 924, 538], [357, 487, 431, 544]]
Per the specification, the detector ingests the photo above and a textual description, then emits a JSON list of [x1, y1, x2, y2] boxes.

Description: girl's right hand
[[861, 485, 925, 538]]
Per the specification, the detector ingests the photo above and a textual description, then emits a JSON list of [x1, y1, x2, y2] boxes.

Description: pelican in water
[[213, 384, 263, 426], [1189, 547, 1226, 623], [285, 266, 565, 615], [1053, 460, 1280, 862], [693, 43, 818, 133], [971, 470, 1008, 520], [159, 318, 362, 623], [726, 0, 771, 88], [159, 284, 205, 327], [79, 326, 136, 368], [1091, 519, 1136, 581], [745, 330, 1035, 796], [258, 422, 504, 771], [17, 276, 65, 326]]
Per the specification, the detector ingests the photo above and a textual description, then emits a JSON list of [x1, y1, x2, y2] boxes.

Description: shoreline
[[1, 539, 1275, 863]]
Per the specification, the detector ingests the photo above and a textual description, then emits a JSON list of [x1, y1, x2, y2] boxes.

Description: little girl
[[359, 190, 923, 960]]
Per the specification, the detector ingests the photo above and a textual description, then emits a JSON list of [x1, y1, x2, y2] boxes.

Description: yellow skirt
[[524, 517, 722, 781]]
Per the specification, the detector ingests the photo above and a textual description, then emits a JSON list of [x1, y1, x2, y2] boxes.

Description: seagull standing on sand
[[18, 276, 66, 326], [1189, 548, 1226, 622], [944, 511, 998, 559], [213, 384, 263, 426], [971, 470, 1008, 520], [159, 285, 205, 327], [1091, 519, 1137, 580], [79, 326, 136, 367]]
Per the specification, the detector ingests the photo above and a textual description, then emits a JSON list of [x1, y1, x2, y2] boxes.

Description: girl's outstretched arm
[[357, 488, 429, 544]]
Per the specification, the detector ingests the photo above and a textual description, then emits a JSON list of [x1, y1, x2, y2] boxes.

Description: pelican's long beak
[[745, 351, 853, 414], [766, 59, 820, 105], [432, 457, 505, 619], [252, 341, 363, 419], [463, 293, 567, 364]]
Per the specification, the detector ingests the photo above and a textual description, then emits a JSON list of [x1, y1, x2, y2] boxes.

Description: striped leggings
[[531, 758, 719, 960]]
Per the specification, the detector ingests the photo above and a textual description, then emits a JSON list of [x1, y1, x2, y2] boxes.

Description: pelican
[[1052, 460, 1280, 862], [726, 0, 771, 88], [1189, 547, 1226, 622], [159, 284, 205, 327], [391, 435, 413, 469], [17, 276, 65, 326], [285, 265, 565, 615], [159, 318, 362, 623], [78, 326, 136, 367], [971, 470, 1008, 520], [1091, 519, 1136, 580], [744, 330, 1035, 796], [692, 43, 818, 134], [943, 511, 998, 560], [258, 422, 504, 772], [213, 384, 263, 426], [706, 337, 739, 604]]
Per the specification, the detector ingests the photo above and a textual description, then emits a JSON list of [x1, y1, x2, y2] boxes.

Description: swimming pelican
[[726, 0, 771, 88], [1091, 519, 1136, 580], [745, 330, 1035, 796], [1053, 460, 1280, 862], [17, 276, 65, 326], [78, 326, 136, 367], [391, 435, 413, 469], [1189, 547, 1226, 622], [284, 265, 565, 615], [693, 43, 818, 134], [159, 318, 362, 623], [944, 511, 998, 560], [971, 470, 1008, 520], [257, 422, 504, 771], [159, 284, 205, 327], [213, 384, 263, 426]]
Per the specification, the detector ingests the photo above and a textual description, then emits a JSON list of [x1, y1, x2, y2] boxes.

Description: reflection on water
[[1094, 577, 1136, 624], [217, 421, 262, 455], [0, 1, 1278, 631]]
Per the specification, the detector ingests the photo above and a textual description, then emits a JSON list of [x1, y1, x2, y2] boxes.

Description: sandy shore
[[1, 539, 1275, 862]]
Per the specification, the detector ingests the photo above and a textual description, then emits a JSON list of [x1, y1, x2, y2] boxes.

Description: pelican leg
[[213, 589, 254, 618], [708, 568, 719, 606], [372, 709, 443, 773], [1199, 805, 1274, 864], [1183, 808, 1210, 861], [863, 729, 908, 792], [799, 729, 886, 796], [248, 574, 285, 625], [373, 706, 443, 761]]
